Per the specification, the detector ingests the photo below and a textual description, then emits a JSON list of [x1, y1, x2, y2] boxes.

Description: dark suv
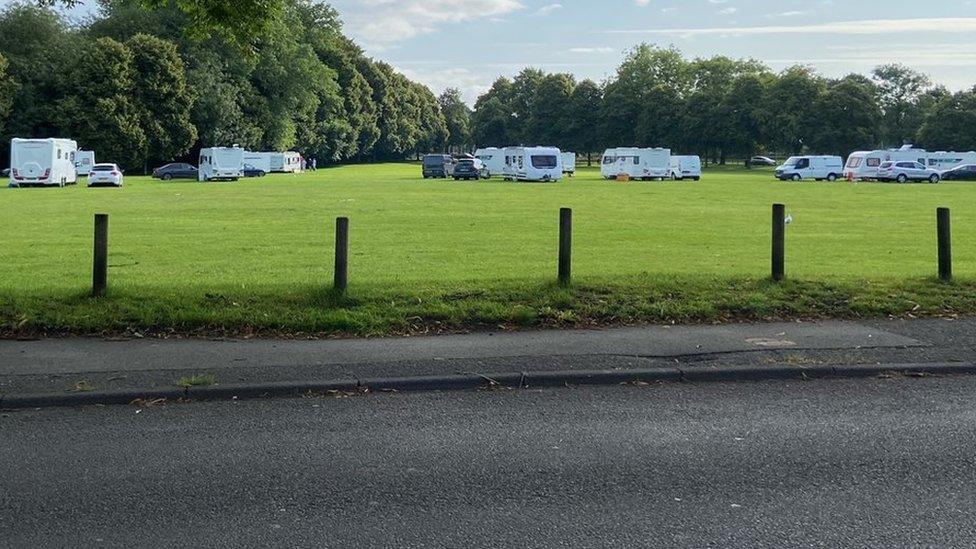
[[452, 160, 483, 180], [422, 154, 453, 178]]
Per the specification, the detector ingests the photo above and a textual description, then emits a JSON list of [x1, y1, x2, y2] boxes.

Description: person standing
[[312, 158, 317, 171]]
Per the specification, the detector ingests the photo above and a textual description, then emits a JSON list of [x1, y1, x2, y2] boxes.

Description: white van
[[198, 146, 244, 181], [561, 152, 576, 176], [474, 147, 506, 178], [775, 155, 844, 181], [601, 147, 671, 180], [509, 146, 563, 182], [75, 150, 96, 176], [9, 138, 78, 187], [269, 151, 302, 173], [243, 151, 273, 173], [669, 155, 702, 181], [844, 147, 929, 180]]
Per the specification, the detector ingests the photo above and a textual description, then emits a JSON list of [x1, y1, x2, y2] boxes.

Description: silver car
[[876, 161, 941, 183]]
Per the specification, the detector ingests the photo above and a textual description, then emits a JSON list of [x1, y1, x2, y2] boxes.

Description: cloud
[[569, 47, 616, 53], [339, 0, 525, 48], [603, 17, 976, 37], [533, 3, 563, 16]]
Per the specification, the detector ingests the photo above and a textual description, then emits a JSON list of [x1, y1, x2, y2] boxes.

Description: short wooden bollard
[[938, 207, 952, 282], [771, 204, 786, 282], [558, 208, 572, 286], [92, 213, 108, 297], [334, 217, 349, 293]]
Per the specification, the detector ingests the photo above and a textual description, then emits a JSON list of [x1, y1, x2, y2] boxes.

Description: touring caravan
[[270, 151, 302, 173], [561, 152, 576, 176], [474, 147, 506, 178], [927, 151, 976, 171], [75, 150, 95, 176], [9, 138, 78, 187], [669, 155, 702, 180], [198, 146, 244, 181], [775, 155, 844, 181], [844, 147, 929, 180], [243, 151, 273, 173], [502, 146, 521, 180], [601, 148, 671, 180], [508, 147, 563, 182]]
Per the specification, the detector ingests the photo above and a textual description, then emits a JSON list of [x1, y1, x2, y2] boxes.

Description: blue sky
[[28, 0, 976, 104]]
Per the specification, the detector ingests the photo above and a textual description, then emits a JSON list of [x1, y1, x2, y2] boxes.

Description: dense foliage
[[0, 1, 449, 169], [469, 44, 976, 163]]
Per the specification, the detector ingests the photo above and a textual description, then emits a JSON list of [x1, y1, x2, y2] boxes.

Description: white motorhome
[[198, 146, 244, 181], [474, 147, 506, 178], [75, 150, 95, 176], [508, 146, 563, 182], [775, 155, 844, 181], [927, 151, 976, 171], [9, 138, 78, 187], [561, 152, 576, 176], [269, 151, 302, 173], [669, 155, 702, 181], [243, 151, 273, 173], [844, 147, 929, 180], [601, 147, 671, 180]]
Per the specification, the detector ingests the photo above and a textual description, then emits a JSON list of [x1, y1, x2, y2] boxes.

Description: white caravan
[[9, 138, 78, 187], [844, 147, 929, 180], [669, 155, 702, 181], [775, 155, 844, 181], [501, 146, 521, 180], [508, 147, 563, 182], [474, 147, 506, 178], [927, 151, 976, 171], [198, 146, 244, 181], [601, 147, 671, 180], [243, 151, 273, 173], [561, 152, 576, 176], [75, 150, 95, 176], [269, 151, 302, 173]]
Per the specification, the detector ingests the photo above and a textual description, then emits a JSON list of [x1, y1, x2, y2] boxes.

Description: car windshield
[[783, 157, 801, 167], [879, 162, 893, 168], [91, 165, 115, 172], [531, 155, 558, 169], [423, 156, 444, 166]]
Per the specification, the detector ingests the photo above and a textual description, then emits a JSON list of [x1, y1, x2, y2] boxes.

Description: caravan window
[[846, 157, 862, 168], [57, 149, 62, 160], [602, 156, 614, 164], [530, 155, 558, 169], [633, 156, 639, 165], [866, 158, 880, 167]]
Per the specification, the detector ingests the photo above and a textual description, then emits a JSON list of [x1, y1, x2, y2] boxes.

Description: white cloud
[[603, 17, 976, 37], [340, 0, 525, 48], [569, 47, 616, 53], [533, 3, 563, 16]]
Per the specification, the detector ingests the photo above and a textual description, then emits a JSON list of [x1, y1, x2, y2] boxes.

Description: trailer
[[243, 151, 273, 173], [601, 147, 671, 180], [9, 138, 78, 187], [75, 150, 95, 176], [927, 151, 976, 171], [198, 146, 244, 181], [844, 146, 929, 180], [508, 147, 563, 182], [269, 151, 302, 173], [561, 152, 576, 176], [474, 147, 506, 178]]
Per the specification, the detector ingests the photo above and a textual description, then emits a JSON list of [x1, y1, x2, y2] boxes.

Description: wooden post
[[558, 208, 572, 286], [92, 214, 108, 297], [938, 207, 952, 282], [772, 204, 786, 282], [334, 217, 349, 293]]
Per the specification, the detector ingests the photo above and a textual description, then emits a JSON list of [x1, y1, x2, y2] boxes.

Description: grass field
[[2, 163, 975, 336]]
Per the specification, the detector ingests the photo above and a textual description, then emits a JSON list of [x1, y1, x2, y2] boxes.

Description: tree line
[[461, 45, 976, 164], [0, 1, 455, 170]]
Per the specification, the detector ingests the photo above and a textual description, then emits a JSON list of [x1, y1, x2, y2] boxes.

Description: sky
[[26, 0, 976, 105]]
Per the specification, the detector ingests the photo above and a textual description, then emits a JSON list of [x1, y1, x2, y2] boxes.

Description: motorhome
[[844, 147, 929, 180], [561, 152, 576, 176], [198, 146, 244, 181], [474, 147, 506, 178], [269, 151, 302, 173], [775, 155, 844, 181], [927, 151, 976, 171], [9, 138, 78, 187], [601, 147, 671, 180], [669, 155, 702, 181], [75, 150, 95, 176], [508, 146, 563, 182], [243, 151, 273, 173]]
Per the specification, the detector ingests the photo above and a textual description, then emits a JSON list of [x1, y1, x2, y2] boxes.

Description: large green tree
[[872, 64, 932, 147], [917, 88, 976, 151], [808, 77, 882, 157], [438, 88, 471, 153]]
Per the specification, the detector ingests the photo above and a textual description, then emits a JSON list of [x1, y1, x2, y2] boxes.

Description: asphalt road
[[3, 376, 976, 547]]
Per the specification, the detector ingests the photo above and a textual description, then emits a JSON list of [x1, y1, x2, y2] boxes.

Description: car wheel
[[163, 173, 173, 181], [930, 174, 940, 183], [827, 173, 837, 182], [791, 174, 801, 181], [897, 174, 908, 183]]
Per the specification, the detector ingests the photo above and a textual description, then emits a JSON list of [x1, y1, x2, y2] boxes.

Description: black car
[[153, 163, 198, 180], [940, 164, 976, 181], [243, 164, 267, 178], [452, 160, 483, 180], [422, 154, 453, 178]]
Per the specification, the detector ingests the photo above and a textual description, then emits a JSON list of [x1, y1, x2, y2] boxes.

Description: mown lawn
[[1, 163, 974, 336]]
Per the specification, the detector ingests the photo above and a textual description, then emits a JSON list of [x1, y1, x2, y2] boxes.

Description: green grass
[[1, 163, 974, 336], [178, 374, 216, 388]]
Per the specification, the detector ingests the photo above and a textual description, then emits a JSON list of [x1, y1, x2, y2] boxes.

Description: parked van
[[9, 138, 78, 187], [561, 152, 576, 176], [198, 146, 244, 181], [75, 150, 95, 176], [669, 155, 702, 181], [422, 154, 454, 178], [474, 148, 505, 178], [269, 151, 302, 173], [601, 147, 671, 180], [776, 155, 844, 181], [243, 151, 273, 173], [844, 147, 928, 180], [508, 146, 563, 182]]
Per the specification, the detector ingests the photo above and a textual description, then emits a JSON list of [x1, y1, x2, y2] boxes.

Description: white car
[[87, 163, 124, 187], [876, 161, 941, 183]]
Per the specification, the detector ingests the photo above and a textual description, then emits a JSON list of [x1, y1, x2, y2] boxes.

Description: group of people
[[301, 157, 318, 171]]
